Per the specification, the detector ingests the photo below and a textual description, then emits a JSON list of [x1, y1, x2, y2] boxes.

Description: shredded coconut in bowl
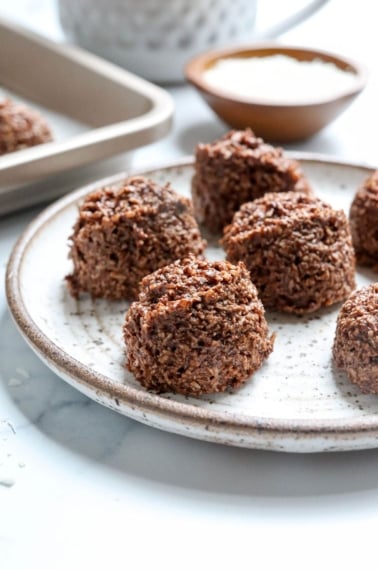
[[203, 55, 358, 103]]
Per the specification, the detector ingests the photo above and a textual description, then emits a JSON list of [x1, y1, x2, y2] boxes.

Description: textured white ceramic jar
[[58, 0, 328, 82]]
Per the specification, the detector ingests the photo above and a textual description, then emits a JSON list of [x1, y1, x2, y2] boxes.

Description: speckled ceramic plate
[[6, 155, 378, 452]]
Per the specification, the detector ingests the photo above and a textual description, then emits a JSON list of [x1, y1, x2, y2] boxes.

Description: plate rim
[[5, 153, 378, 439]]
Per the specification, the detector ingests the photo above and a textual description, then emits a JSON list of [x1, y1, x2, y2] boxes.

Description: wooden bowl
[[185, 44, 368, 143]]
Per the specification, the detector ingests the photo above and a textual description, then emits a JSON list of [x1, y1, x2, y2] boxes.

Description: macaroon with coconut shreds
[[66, 176, 206, 301], [191, 128, 311, 233], [333, 283, 378, 393], [0, 98, 53, 155], [124, 255, 275, 396], [221, 191, 356, 314], [349, 170, 378, 271]]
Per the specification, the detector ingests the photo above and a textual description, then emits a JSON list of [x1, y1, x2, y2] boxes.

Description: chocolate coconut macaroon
[[333, 283, 378, 393], [66, 176, 206, 300], [124, 256, 275, 396], [191, 129, 311, 233], [222, 191, 356, 314], [0, 98, 52, 155], [349, 170, 378, 270]]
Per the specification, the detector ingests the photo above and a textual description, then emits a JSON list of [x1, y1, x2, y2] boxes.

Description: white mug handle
[[257, 0, 330, 39]]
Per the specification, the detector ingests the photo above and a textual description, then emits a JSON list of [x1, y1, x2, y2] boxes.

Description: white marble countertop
[[1, 1, 378, 568]]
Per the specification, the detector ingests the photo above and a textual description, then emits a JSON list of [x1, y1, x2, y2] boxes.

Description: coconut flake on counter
[[203, 54, 358, 103]]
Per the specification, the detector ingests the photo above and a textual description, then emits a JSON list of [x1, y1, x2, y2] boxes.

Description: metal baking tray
[[0, 17, 174, 213]]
